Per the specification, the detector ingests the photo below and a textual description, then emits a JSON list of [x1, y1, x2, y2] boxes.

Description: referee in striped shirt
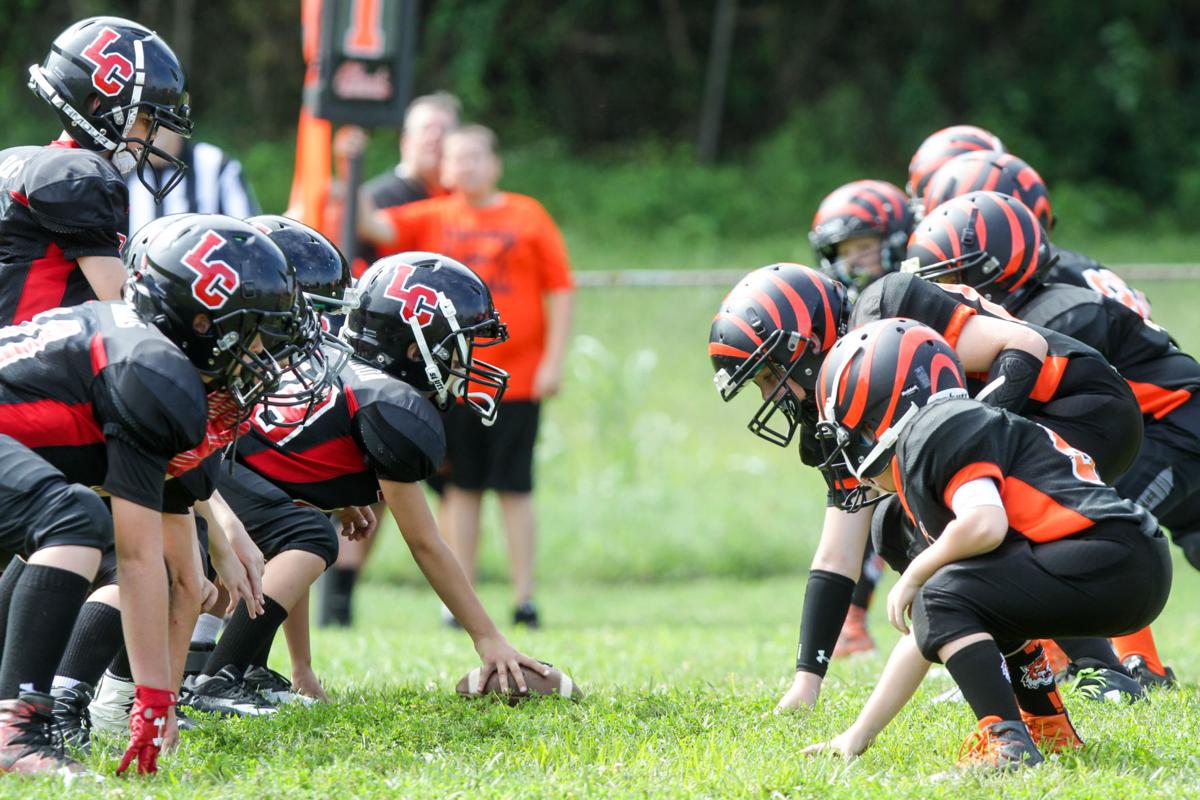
[[125, 130, 260, 233]]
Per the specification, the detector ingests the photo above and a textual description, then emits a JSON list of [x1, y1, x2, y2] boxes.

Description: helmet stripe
[[939, 214, 962, 258], [875, 324, 936, 436], [708, 342, 752, 359], [765, 273, 813, 354], [717, 311, 764, 346], [748, 288, 782, 329], [994, 196, 1026, 280], [913, 234, 948, 263]]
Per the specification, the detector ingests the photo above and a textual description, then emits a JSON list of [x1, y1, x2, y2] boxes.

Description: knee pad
[[32, 484, 113, 552]]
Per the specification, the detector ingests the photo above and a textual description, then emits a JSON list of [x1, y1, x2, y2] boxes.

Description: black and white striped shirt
[[125, 141, 260, 236]]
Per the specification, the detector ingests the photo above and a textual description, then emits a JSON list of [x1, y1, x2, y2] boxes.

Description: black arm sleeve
[[978, 348, 1044, 411], [794, 569, 856, 676]]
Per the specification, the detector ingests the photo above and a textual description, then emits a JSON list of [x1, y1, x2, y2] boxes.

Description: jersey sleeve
[[353, 390, 446, 483], [23, 150, 128, 260], [93, 339, 208, 509], [161, 453, 223, 513], [849, 273, 972, 343]]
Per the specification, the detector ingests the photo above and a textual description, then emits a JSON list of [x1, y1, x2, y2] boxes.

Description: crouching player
[[184, 251, 548, 710], [800, 319, 1170, 771]]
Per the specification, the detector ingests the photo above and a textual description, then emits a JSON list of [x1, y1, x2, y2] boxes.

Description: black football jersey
[[890, 398, 1155, 558], [237, 352, 446, 509], [1047, 246, 1152, 320], [0, 142, 128, 325], [851, 273, 1127, 413], [0, 301, 207, 509]]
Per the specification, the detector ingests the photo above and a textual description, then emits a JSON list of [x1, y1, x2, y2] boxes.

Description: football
[[455, 662, 583, 703]]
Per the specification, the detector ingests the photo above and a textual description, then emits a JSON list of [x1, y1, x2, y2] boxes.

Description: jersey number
[[1040, 425, 1102, 485], [384, 264, 438, 327], [80, 28, 134, 97], [182, 231, 240, 310]]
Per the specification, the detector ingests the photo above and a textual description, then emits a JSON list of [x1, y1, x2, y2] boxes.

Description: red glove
[[116, 686, 176, 776]]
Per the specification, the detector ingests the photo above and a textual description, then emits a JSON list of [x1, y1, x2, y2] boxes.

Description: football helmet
[[343, 252, 509, 423], [815, 318, 967, 511], [126, 214, 308, 408], [709, 263, 847, 447], [28, 16, 192, 202], [922, 151, 1054, 231], [905, 190, 1053, 310], [907, 125, 1005, 209], [810, 180, 914, 293]]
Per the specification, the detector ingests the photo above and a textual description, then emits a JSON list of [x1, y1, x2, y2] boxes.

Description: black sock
[[1004, 641, 1065, 717], [1057, 637, 1122, 671], [0, 564, 90, 698], [319, 567, 357, 627], [56, 601, 124, 687], [202, 596, 288, 677], [0, 558, 26, 659], [944, 639, 1022, 723], [108, 647, 132, 682], [249, 629, 274, 669]]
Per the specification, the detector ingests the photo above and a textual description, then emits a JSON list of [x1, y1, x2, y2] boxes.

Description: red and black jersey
[[0, 142, 127, 325], [236, 352, 446, 510], [851, 273, 1128, 414], [0, 301, 207, 509], [1047, 246, 1152, 320], [1014, 282, 1200, 446], [891, 398, 1156, 555]]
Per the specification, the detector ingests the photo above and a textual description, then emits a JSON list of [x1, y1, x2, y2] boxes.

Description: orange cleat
[[954, 715, 1045, 771], [1021, 709, 1084, 752], [833, 605, 876, 658]]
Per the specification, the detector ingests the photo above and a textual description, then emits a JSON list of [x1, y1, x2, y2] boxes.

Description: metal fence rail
[[574, 264, 1200, 289]]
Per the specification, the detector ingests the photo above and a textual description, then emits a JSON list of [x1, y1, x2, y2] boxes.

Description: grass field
[[6, 278, 1200, 797]]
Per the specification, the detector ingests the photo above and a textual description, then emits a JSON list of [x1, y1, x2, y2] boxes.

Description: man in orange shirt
[[360, 125, 574, 627]]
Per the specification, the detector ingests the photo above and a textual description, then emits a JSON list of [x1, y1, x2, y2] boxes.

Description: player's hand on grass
[[473, 635, 551, 694], [291, 663, 329, 703], [799, 726, 870, 759], [335, 505, 376, 541], [773, 670, 821, 714], [887, 574, 921, 635], [116, 687, 176, 775]]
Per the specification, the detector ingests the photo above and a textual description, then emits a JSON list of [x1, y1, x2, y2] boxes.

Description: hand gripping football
[[455, 661, 583, 703]]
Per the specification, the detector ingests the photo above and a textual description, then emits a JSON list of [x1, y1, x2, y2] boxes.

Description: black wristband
[[979, 348, 1043, 411], [795, 569, 856, 676]]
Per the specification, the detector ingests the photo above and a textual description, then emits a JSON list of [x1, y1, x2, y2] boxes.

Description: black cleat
[[50, 683, 93, 753], [513, 601, 540, 629], [181, 666, 278, 717], [243, 666, 316, 706], [1123, 654, 1177, 689], [1067, 658, 1145, 703]]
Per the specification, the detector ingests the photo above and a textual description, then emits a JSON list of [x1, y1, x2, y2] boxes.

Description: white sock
[[192, 613, 223, 646], [51, 676, 80, 691]]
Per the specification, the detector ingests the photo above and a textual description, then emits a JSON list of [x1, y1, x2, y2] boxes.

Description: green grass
[[8, 568, 1200, 798]]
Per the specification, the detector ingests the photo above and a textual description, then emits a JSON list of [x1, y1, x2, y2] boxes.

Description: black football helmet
[[809, 180, 914, 294], [343, 252, 509, 423], [126, 214, 310, 408], [709, 263, 848, 447], [905, 190, 1053, 310], [122, 213, 192, 275], [28, 16, 192, 203], [246, 215, 352, 309], [907, 125, 1005, 215], [815, 318, 968, 511], [922, 150, 1055, 231]]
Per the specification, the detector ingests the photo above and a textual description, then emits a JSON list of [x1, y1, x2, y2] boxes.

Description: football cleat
[[1123, 654, 1177, 689], [1020, 710, 1084, 752], [1068, 659, 1145, 703], [182, 666, 278, 717], [88, 670, 134, 737], [0, 693, 85, 774], [952, 715, 1045, 772], [513, 602, 541, 629], [243, 666, 317, 706], [50, 682, 93, 753], [833, 605, 876, 658]]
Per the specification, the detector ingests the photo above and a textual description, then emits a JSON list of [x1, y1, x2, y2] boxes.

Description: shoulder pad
[[97, 335, 207, 458], [23, 148, 127, 235], [354, 380, 446, 483], [848, 273, 912, 328]]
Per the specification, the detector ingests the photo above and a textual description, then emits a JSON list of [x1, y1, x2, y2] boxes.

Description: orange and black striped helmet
[[923, 151, 1054, 231], [905, 190, 1052, 310], [809, 180, 914, 292], [709, 263, 847, 447], [815, 318, 967, 508], [906, 125, 1005, 207]]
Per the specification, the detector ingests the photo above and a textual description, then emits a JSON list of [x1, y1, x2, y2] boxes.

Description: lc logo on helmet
[[181, 231, 240, 310], [80, 27, 135, 98], [384, 264, 438, 327]]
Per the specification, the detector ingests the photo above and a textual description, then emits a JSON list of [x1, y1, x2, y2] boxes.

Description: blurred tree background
[[2, 0, 1198, 264]]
